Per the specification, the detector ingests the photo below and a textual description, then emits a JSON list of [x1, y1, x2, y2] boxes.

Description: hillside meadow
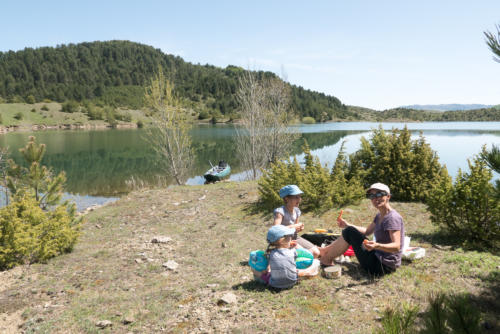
[[0, 181, 498, 333]]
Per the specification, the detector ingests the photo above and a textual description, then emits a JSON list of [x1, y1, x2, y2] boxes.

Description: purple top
[[373, 210, 405, 269]]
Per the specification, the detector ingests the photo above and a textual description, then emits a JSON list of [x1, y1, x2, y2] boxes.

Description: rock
[[162, 260, 179, 271], [198, 195, 206, 200], [151, 236, 172, 244], [95, 224, 102, 229], [218, 292, 237, 305], [221, 242, 226, 248], [238, 193, 248, 199], [134, 258, 143, 264], [123, 317, 135, 325], [206, 284, 219, 288], [96, 320, 112, 328], [365, 292, 373, 297]]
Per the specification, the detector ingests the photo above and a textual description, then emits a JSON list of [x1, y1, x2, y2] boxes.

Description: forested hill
[[0, 40, 354, 122]]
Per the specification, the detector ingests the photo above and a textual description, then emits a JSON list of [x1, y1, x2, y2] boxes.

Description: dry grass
[[0, 181, 498, 333]]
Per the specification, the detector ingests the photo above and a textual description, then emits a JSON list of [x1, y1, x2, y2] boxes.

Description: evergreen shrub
[[258, 143, 364, 213], [41, 105, 49, 111], [427, 156, 500, 249], [348, 126, 449, 202], [14, 112, 23, 120], [0, 195, 80, 270]]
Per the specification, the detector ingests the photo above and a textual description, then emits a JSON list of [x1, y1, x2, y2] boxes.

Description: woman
[[319, 183, 405, 276]]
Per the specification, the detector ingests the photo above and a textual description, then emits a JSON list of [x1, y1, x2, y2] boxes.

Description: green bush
[[258, 143, 364, 213], [14, 112, 24, 120], [302, 116, 316, 124], [375, 303, 419, 334], [61, 100, 80, 113], [25, 95, 36, 104], [30, 108, 36, 113], [136, 120, 144, 128], [41, 105, 49, 111], [427, 155, 500, 249], [0, 195, 80, 270], [86, 105, 104, 120], [198, 110, 210, 120], [348, 126, 449, 202], [420, 293, 481, 334], [105, 107, 118, 127]]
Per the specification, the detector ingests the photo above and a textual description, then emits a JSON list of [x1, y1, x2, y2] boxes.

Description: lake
[[0, 122, 498, 210]]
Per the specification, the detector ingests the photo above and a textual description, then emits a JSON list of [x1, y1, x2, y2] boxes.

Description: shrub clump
[[302, 116, 316, 124], [258, 143, 364, 213], [348, 126, 449, 202], [0, 195, 80, 270], [427, 155, 500, 249]]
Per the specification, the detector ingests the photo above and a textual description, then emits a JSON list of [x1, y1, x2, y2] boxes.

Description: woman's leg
[[342, 226, 392, 276], [319, 237, 350, 266]]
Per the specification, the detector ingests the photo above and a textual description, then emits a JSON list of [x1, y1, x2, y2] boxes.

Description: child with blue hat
[[273, 185, 320, 258]]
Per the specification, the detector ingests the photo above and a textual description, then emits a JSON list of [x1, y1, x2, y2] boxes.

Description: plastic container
[[403, 247, 426, 260]]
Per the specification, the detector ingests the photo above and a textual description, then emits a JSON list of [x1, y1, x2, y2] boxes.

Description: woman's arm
[[337, 217, 375, 236], [364, 230, 401, 253]]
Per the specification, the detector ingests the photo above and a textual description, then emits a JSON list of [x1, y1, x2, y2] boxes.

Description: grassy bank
[[0, 181, 498, 333], [0, 103, 148, 130]]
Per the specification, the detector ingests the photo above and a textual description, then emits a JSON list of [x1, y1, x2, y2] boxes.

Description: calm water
[[0, 122, 498, 209]]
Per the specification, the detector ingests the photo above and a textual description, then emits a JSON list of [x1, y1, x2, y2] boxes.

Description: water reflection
[[0, 122, 498, 201]]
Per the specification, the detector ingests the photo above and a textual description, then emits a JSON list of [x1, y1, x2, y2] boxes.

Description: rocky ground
[[0, 181, 498, 333]]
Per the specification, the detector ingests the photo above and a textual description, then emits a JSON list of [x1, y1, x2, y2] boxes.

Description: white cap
[[367, 183, 390, 194]]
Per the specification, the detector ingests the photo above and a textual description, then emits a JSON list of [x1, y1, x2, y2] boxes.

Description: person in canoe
[[273, 185, 320, 258], [319, 183, 405, 276]]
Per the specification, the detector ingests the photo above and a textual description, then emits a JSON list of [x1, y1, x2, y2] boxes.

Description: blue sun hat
[[267, 224, 295, 243], [279, 185, 303, 198]]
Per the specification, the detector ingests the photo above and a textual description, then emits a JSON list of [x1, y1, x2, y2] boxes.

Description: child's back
[[268, 248, 298, 289]]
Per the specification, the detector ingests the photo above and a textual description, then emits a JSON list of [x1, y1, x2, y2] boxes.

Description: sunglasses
[[367, 191, 388, 199]]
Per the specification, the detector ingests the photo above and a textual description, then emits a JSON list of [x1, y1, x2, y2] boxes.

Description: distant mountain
[[400, 104, 494, 112]]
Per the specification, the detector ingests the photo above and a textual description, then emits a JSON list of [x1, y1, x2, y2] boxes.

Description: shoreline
[[0, 122, 138, 134]]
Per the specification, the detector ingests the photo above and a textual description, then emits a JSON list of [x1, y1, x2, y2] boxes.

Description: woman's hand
[[363, 240, 378, 251]]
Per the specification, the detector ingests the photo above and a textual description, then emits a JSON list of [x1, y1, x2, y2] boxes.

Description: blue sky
[[1, 1, 499, 110]]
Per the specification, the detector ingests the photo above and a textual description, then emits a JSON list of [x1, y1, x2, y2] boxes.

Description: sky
[[1, 1, 499, 110]]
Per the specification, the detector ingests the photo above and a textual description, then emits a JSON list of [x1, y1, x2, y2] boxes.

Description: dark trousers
[[342, 226, 395, 276]]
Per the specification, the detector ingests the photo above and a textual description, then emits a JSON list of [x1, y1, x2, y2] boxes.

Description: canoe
[[203, 161, 231, 183]]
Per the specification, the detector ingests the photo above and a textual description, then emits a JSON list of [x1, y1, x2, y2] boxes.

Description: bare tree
[[484, 24, 500, 62], [262, 76, 300, 163], [235, 71, 268, 180], [144, 68, 193, 185], [236, 71, 299, 179], [0, 147, 10, 205]]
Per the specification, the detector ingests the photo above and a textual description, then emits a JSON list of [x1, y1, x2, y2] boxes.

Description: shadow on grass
[[232, 280, 292, 294], [242, 200, 269, 218], [411, 230, 500, 254]]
